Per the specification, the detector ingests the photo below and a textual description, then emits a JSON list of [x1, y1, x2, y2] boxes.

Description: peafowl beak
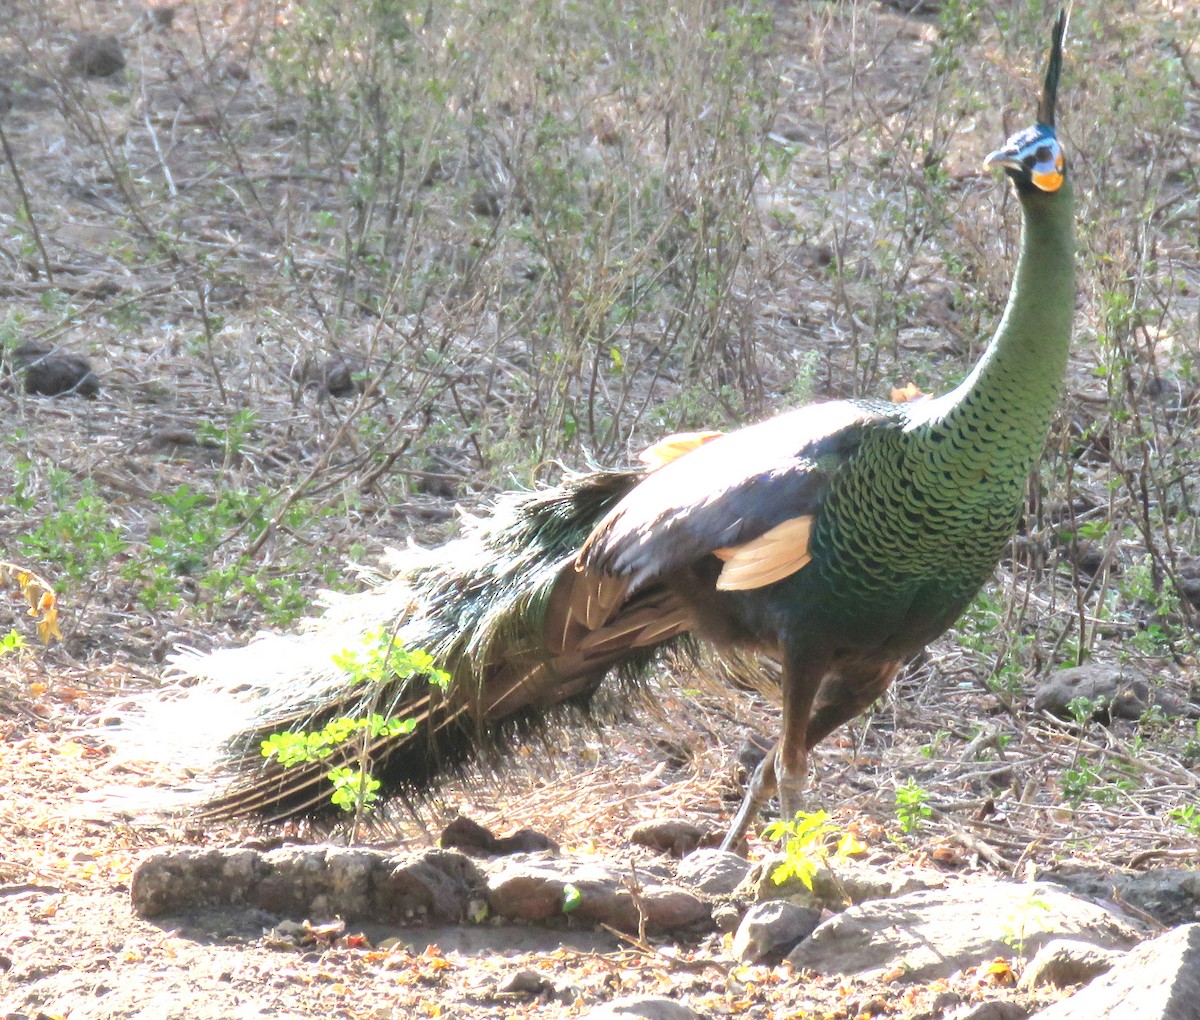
[[984, 125, 1065, 193]]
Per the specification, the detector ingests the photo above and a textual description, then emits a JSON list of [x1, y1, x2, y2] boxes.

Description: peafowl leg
[[720, 746, 778, 851], [720, 649, 826, 852], [774, 650, 821, 827]]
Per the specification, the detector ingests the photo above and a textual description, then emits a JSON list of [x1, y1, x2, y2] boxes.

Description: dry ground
[[1, 0, 1199, 1017]]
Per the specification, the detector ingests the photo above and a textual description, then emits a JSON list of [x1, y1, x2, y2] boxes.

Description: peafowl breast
[[133, 14, 1074, 849]]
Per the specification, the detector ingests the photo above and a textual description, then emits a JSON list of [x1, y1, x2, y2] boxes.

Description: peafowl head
[[985, 10, 1068, 195]]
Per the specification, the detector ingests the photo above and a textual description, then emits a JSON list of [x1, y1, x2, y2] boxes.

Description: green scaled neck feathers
[[916, 11, 1074, 482]]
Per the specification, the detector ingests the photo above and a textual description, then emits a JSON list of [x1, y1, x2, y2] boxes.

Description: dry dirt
[[1, 1, 1199, 1018]]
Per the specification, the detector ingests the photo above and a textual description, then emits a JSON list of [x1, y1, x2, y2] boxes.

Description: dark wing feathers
[[579, 400, 887, 592]]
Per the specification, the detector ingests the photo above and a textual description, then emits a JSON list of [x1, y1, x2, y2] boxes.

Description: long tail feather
[[107, 468, 702, 821]]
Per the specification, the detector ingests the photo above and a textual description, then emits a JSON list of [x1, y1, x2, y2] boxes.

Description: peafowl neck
[[918, 178, 1075, 473]]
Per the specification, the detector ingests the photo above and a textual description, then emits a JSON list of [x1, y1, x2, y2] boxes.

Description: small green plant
[[561, 882, 583, 914], [894, 779, 933, 834], [327, 767, 382, 813], [999, 895, 1051, 957], [959, 590, 1031, 697], [1060, 761, 1134, 808], [1120, 555, 1186, 655], [919, 729, 951, 759], [260, 628, 449, 815], [1066, 695, 1101, 727], [1, 630, 26, 655], [196, 409, 258, 460], [1167, 805, 1200, 837], [1182, 720, 1200, 763], [763, 810, 864, 891], [17, 468, 126, 587], [1060, 762, 1103, 807], [259, 713, 416, 768]]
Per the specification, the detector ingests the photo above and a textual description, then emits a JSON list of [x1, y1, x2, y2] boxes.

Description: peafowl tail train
[[135, 467, 704, 823]]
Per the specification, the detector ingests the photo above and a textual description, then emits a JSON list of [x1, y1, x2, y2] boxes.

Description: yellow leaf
[[835, 832, 868, 857], [890, 382, 924, 403]]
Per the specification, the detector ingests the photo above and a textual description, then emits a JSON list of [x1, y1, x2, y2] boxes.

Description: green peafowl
[[125, 14, 1074, 849]]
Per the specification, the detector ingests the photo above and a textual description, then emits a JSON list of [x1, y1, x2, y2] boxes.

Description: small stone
[[711, 903, 743, 933], [498, 969, 555, 996], [68, 34, 126, 78], [675, 848, 752, 896], [484, 857, 709, 934], [734, 734, 770, 782], [1027, 924, 1200, 1020], [1019, 938, 1123, 989], [1032, 665, 1177, 722], [15, 344, 99, 398], [731, 900, 821, 965], [628, 819, 718, 858], [741, 854, 944, 909]]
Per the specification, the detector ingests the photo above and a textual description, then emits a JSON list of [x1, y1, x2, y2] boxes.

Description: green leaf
[[561, 883, 582, 913]]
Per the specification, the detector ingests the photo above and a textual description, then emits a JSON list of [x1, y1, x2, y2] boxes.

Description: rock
[[786, 879, 1146, 982], [1039, 869, 1200, 928], [485, 855, 709, 934], [253, 846, 379, 920], [628, 818, 718, 858], [731, 900, 821, 965], [675, 849, 752, 895], [581, 995, 700, 1020], [1032, 665, 1177, 722], [492, 829, 560, 855], [373, 849, 482, 922], [14, 344, 100, 397], [131, 845, 481, 923], [293, 353, 369, 397], [497, 968, 558, 997], [440, 816, 558, 857], [131, 847, 266, 917], [68, 33, 126, 77], [1028, 923, 1200, 1020], [712, 903, 743, 933], [1019, 938, 1123, 989], [741, 855, 944, 909]]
